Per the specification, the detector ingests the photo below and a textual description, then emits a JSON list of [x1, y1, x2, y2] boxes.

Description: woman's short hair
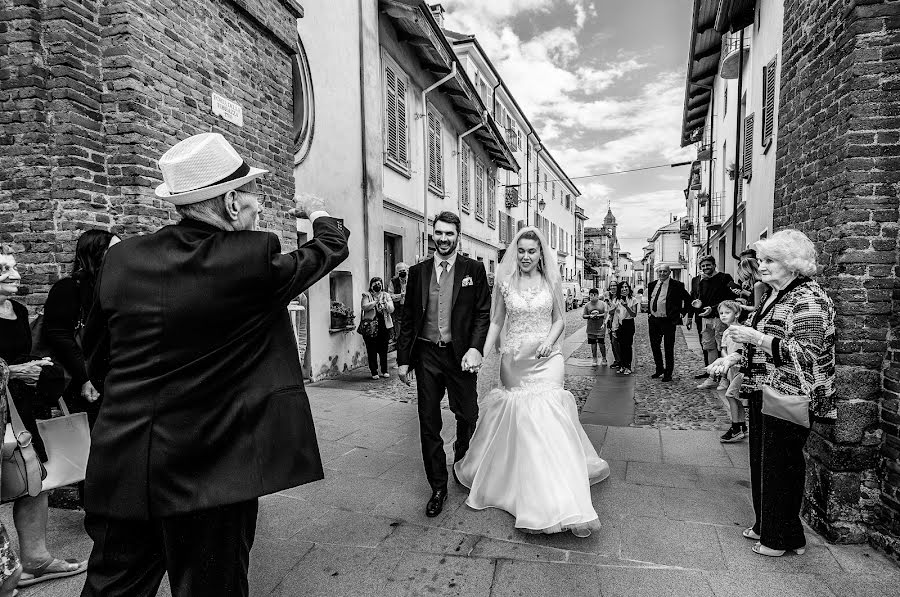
[[368, 276, 384, 290], [718, 300, 743, 315], [754, 229, 818, 277]]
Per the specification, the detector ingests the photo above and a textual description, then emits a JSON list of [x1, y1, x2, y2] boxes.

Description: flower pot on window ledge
[[329, 301, 355, 331]]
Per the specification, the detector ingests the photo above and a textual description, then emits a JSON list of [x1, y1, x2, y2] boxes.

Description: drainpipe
[[730, 28, 745, 262], [457, 114, 486, 213], [703, 86, 715, 266], [531, 145, 544, 227], [357, 0, 370, 279], [524, 127, 537, 226], [421, 63, 457, 257]]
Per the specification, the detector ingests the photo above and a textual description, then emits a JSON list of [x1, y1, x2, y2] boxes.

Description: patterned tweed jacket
[[741, 277, 837, 420]]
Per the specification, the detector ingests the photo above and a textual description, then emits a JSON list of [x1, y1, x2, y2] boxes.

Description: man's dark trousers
[[81, 499, 258, 597], [415, 341, 478, 491], [648, 315, 677, 376]]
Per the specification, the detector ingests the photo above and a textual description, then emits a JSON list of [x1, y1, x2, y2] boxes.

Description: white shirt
[[433, 252, 458, 281]]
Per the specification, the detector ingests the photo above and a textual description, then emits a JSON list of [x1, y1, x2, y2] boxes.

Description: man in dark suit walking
[[397, 212, 491, 518], [646, 265, 693, 382], [80, 133, 349, 597]]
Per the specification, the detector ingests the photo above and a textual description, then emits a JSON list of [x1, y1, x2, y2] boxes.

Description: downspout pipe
[[457, 114, 486, 213], [730, 27, 745, 262], [532, 144, 544, 227], [524, 128, 537, 226], [421, 62, 457, 257]]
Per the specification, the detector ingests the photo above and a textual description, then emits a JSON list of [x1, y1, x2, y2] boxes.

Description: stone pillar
[[776, 0, 900, 554]]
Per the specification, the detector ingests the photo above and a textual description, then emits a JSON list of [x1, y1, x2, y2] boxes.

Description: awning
[[715, 0, 756, 33], [380, 0, 519, 172], [680, 0, 724, 147]]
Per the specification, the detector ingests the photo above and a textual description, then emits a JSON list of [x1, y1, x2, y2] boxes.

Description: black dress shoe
[[694, 372, 710, 379], [426, 489, 448, 517], [650, 371, 664, 379], [661, 375, 673, 382]]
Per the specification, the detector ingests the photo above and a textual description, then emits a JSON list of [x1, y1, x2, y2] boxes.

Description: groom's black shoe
[[650, 371, 664, 379], [661, 375, 673, 382], [426, 489, 448, 517]]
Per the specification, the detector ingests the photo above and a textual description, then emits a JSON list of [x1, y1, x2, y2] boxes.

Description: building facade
[[583, 207, 621, 290], [680, 0, 900, 561]]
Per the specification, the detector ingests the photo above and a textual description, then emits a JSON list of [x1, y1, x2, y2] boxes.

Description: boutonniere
[[461, 276, 473, 287]]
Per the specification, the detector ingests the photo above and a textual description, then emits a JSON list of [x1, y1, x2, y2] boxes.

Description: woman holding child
[[709, 230, 836, 558]]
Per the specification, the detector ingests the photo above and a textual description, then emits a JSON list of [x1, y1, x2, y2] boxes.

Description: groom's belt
[[418, 337, 451, 348]]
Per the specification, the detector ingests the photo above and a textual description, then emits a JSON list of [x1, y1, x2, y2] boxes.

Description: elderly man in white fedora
[[79, 132, 349, 597]]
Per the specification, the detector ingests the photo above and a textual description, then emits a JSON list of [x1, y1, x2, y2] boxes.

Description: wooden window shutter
[[763, 56, 776, 145], [743, 113, 754, 180], [396, 76, 408, 165], [460, 145, 470, 212], [385, 66, 398, 163], [427, 114, 442, 191]]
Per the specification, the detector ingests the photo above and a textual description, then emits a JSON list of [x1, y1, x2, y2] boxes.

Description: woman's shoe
[[752, 542, 805, 557], [622, 368, 632, 375], [381, 373, 390, 378], [371, 374, 380, 380], [742, 527, 760, 540]]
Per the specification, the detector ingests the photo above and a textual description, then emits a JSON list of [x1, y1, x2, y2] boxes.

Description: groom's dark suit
[[397, 254, 491, 491]]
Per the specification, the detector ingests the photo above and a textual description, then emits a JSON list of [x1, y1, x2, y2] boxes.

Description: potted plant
[[329, 301, 354, 330], [697, 191, 709, 205], [726, 162, 737, 180]]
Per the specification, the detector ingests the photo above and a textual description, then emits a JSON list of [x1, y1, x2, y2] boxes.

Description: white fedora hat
[[154, 132, 268, 205]]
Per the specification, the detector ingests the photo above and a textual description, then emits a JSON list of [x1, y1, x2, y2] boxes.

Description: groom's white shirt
[[433, 251, 458, 279]]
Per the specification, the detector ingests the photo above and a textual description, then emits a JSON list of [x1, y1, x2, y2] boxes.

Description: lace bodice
[[500, 282, 553, 353]]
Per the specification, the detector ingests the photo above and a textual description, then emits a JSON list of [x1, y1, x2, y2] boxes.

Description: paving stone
[[379, 521, 480, 556], [249, 536, 315, 596], [372, 478, 468, 526], [661, 486, 755, 526], [325, 447, 407, 478], [315, 439, 357, 464], [703, 571, 837, 597], [381, 552, 495, 596], [619, 516, 726, 570], [293, 508, 396, 548], [820, 572, 900, 597], [696, 465, 751, 494], [660, 429, 733, 467], [278, 470, 397, 512], [469, 536, 570, 563], [592, 482, 666, 520], [596, 568, 716, 597], [519, 512, 621, 558], [441, 502, 522, 542], [626, 461, 700, 489], [490, 560, 600, 597], [721, 441, 751, 469], [826, 542, 900, 574], [600, 427, 662, 462], [274, 545, 403, 596], [339, 426, 409, 451], [313, 417, 363, 442], [256, 494, 325, 540]]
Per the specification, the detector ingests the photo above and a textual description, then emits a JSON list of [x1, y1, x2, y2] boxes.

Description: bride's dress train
[[454, 285, 609, 536]]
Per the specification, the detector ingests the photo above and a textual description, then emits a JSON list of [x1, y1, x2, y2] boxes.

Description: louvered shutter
[[763, 57, 776, 145], [427, 114, 442, 191], [460, 145, 470, 212], [396, 76, 408, 165], [475, 160, 485, 220], [743, 113, 754, 180], [385, 66, 398, 163]]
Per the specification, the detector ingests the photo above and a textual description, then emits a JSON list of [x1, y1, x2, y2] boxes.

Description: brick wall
[[0, 0, 301, 311], [776, 0, 900, 557]]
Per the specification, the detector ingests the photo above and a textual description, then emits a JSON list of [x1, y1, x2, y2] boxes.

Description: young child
[[582, 288, 608, 366], [717, 300, 747, 443]]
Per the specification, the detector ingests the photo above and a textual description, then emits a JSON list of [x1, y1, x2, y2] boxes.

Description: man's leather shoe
[[426, 489, 447, 517], [650, 371, 664, 379], [661, 375, 673, 382]]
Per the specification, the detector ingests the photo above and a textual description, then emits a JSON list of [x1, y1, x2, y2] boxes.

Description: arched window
[[292, 35, 315, 164]]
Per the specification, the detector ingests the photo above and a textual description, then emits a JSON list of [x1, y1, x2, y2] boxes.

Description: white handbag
[[38, 399, 91, 491]]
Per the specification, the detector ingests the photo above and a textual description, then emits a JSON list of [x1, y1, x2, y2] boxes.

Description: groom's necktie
[[438, 261, 448, 286], [652, 282, 662, 314]]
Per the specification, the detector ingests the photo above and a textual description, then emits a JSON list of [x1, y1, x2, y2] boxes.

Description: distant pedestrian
[[716, 300, 746, 442], [360, 276, 394, 379], [693, 256, 734, 389], [646, 265, 692, 382], [690, 271, 708, 377], [610, 281, 639, 375], [709, 229, 835, 558], [582, 288, 608, 366], [606, 282, 620, 368], [390, 262, 409, 345], [80, 132, 349, 597]]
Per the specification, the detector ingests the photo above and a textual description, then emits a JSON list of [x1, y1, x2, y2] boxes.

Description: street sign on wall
[[211, 92, 244, 127]]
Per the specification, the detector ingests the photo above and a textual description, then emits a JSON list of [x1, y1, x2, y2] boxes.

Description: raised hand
[[288, 192, 328, 219], [398, 365, 414, 386]]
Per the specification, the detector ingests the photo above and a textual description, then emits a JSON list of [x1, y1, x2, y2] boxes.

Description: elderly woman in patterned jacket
[[708, 229, 836, 558]]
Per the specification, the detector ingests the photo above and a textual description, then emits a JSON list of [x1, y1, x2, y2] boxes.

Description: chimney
[[430, 3, 445, 28]]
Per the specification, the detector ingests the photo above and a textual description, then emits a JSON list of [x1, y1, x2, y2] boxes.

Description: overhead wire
[[500, 161, 693, 187]]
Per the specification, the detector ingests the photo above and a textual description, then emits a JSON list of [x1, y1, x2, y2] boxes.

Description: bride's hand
[[535, 342, 552, 358]]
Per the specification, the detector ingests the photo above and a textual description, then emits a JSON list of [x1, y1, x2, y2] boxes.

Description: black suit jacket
[[396, 255, 491, 367], [82, 217, 349, 520], [647, 278, 692, 324]]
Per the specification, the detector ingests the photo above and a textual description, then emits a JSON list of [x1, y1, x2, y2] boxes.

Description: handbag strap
[[5, 386, 30, 443], [58, 398, 70, 417], [781, 340, 814, 397]]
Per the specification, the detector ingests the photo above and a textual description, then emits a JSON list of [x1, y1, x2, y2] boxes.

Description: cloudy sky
[[442, 0, 696, 258]]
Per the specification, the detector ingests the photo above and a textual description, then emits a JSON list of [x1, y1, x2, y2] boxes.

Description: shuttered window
[[384, 62, 409, 172], [742, 112, 754, 181], [475, 159, 485, 221], [487, 175, 497, 229], [762, 56, 777, 147], [551, 223, 557, 248], [427, 112, 443, 193], [460, 144, 470, 213]]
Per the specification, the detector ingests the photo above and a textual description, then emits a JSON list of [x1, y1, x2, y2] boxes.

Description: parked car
[[581, 288, 592, 306], [561, 283, 583, 311]]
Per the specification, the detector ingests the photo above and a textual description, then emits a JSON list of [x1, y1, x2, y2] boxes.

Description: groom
[[397, 211, 491, 517]]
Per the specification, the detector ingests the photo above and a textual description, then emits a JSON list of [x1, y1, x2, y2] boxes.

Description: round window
[[292, 36, 315, 164]]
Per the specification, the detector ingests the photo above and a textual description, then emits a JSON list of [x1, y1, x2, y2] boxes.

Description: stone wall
[[776, 0, 900, 558], [0, 0, 302, 311]]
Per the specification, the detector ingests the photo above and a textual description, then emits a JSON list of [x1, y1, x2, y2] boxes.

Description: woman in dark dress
[[42, 230, 119, 426], [0, 245, 87, 588]]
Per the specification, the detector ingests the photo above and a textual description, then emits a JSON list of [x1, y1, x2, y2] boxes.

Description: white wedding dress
[[453, 283, 609, 536]]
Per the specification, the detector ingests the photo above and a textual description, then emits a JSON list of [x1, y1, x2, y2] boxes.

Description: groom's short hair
[[434, 211, 461, 234]]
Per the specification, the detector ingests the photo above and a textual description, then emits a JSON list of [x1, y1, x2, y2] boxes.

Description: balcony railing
[[704, 192, 725, 229], [720, 32, 750, 79], [695, 128, 712, 161]]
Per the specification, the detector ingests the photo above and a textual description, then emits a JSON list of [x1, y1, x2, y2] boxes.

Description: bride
[[454, 227, 609, 537]]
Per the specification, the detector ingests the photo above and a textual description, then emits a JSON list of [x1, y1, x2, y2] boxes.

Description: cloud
[[584, 189, 687, 257]]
